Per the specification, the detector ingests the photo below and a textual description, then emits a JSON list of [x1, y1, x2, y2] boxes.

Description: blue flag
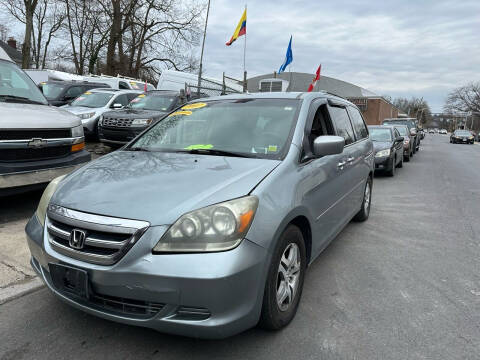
[[278, 36, 293, 73]]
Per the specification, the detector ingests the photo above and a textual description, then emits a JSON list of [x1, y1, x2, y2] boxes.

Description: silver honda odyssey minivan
[[26, 92, 374, 338]]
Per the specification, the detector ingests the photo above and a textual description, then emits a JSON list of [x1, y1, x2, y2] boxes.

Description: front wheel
[[259, 225, 306, 330], [353, 176, 372, 222]]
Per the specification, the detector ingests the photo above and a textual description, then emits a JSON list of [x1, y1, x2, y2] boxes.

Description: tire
[[398, 154, 403, 168], [404, 151, 410, 162], [353, 176, 372, 222], [387, 157, 395, 177], [258, 225, 306, 331]]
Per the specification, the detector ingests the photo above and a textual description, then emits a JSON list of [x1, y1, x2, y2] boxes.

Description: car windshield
[[455, 131, 471, 136], [129, 93, 176, 111], [395, 126, 408, 136], [0, 60, 48, 104], [70, 91, 113, 108], [130, 98, 300, 159], [41, 83, 66, 99], [369, 128, 392, 141]]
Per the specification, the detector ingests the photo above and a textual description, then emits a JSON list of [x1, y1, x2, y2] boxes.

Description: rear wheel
[[398, 154, 403, 168], [353, 176, 372, 222], [259, 225, 306, 330], [404, 151, 410, 162]]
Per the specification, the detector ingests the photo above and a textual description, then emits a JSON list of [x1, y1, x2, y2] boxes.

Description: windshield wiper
[[180, 148, 258, 158], [125, 146, 151, 152], [0, 95, 45, 105]]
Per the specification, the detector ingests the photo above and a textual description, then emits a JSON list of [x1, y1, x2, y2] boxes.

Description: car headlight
[[71, 125, 84, 137], [375, 149, 391, 158], [469, 136, 474, 139], [403, 139, 409, 144], [131, 118, 153, 126], [78, 112, 96, 119], [153, 196, 259, 253], [35, 175, 66, 227]]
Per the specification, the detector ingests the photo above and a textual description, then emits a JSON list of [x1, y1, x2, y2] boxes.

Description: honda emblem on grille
[[28, 138, 48, 148], [69, 229, 87, 250]]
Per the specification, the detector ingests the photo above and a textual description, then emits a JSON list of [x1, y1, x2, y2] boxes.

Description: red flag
[[307, 65, 321, 92], [144, 81, 148, 92]]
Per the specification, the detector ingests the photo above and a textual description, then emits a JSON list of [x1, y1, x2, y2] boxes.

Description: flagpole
[[197, 0, 211, 96], [243, 4, 247, 92]]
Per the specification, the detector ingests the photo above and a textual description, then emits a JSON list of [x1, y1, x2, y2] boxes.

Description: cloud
[[200, 0, 480, 112]]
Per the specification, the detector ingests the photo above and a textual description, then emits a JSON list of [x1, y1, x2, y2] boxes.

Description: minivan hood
[[372, 141, 392, 151], [0, 102, 80, 128], [52, 151, 280, 225]]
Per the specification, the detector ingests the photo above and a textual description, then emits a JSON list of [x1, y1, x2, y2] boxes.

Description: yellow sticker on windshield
[[169, 110, 192, 117], [185, 144, 213, 150], [182, 102, 207, 110], [138, 94, 146, 98], [268, 145, 278, 152], [84, 91, 92, 95]]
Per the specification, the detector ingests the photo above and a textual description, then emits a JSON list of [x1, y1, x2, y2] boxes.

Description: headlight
[[71, 125, 84, 137], [35, 175, 66, 227], [375, 149, 391, 158], [469, 136, 474, 139], [131, 118, 153, 126], [153, 196, 259, 253], [78, 112, 96, 119], [403, 139, 409, 144]]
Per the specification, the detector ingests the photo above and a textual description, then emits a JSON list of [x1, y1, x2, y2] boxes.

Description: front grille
[[102, 117, 134, 128], [0, 146, 70, 162], [90, 293, 164, 318], [46, 205, 150, 266], [0, 129, 71, 140]]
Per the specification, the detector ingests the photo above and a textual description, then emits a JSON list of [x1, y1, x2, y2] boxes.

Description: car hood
[[372, 141, 392, 151], [103, 108, 167, 119], [52, 151, 280, 225], [0, 102, 80, 128], [62, 105, 103, 114]]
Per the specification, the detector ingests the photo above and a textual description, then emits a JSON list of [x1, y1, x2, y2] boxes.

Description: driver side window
[[309, 104, 335, 149]]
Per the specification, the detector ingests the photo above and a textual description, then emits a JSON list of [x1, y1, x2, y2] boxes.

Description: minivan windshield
[[130, 99, 300, 159], [70, 91, 114, 108], [129, 93, 176, 111], [41, 83, 66, 100], [0, 60, 48, 105], [369, 128, 392, 142]]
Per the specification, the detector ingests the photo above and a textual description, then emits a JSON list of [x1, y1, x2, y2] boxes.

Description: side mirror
[[396, 136, 404, 142], [112, 103, 123, 109], [312, 136, 345, 157]]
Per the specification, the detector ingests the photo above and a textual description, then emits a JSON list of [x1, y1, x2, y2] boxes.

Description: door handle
[[346, 157, 355, 163], [337, 161, 346, 169]]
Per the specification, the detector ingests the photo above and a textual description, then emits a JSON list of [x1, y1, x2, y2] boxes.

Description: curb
[[0, 277, 44, 305]]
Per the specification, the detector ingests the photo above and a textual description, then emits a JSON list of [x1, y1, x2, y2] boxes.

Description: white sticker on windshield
[[284, 107, 293, 111]]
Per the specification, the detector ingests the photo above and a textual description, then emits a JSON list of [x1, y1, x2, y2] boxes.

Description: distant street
[[1, 134, 480, 360]]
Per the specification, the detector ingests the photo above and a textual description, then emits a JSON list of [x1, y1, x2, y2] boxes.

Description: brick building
[[247, 72, 400, 125]]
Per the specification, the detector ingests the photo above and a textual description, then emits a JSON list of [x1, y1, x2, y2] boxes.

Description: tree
[[1, 0, 39, 68], [392, 96, 432, 125], [444, 82, 480, 114]]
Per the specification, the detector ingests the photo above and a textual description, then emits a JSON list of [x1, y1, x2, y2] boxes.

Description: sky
[[200, 0, 480, 112]]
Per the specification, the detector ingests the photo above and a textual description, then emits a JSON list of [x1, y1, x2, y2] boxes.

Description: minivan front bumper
[[25, 214, 269, 339]]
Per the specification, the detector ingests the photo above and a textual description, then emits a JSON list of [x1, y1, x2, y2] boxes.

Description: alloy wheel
[[364, 180, 371, 213], [276, 243, 301, 312]]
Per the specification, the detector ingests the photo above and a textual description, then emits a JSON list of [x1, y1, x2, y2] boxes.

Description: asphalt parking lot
[[1, 134, 479, 359]]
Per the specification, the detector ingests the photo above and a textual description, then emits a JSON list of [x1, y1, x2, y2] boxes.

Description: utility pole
[[197, 0, 211, 96]]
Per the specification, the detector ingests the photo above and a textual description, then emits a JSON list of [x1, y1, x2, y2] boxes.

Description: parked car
[[450, 129, 474, 144], [429, 129, 435, 134], [393, 124, 414, 161], [368, 125, 404, 176], [39, 80, 110, 106], [0, 48, 90, 195], [382, 118, 420, 152], [82, 74, 155, 91], [98, 90, 208, 146], [61, 88, 142, 138], [26, 92, 374, 338], [440, 129, 448, 134]]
